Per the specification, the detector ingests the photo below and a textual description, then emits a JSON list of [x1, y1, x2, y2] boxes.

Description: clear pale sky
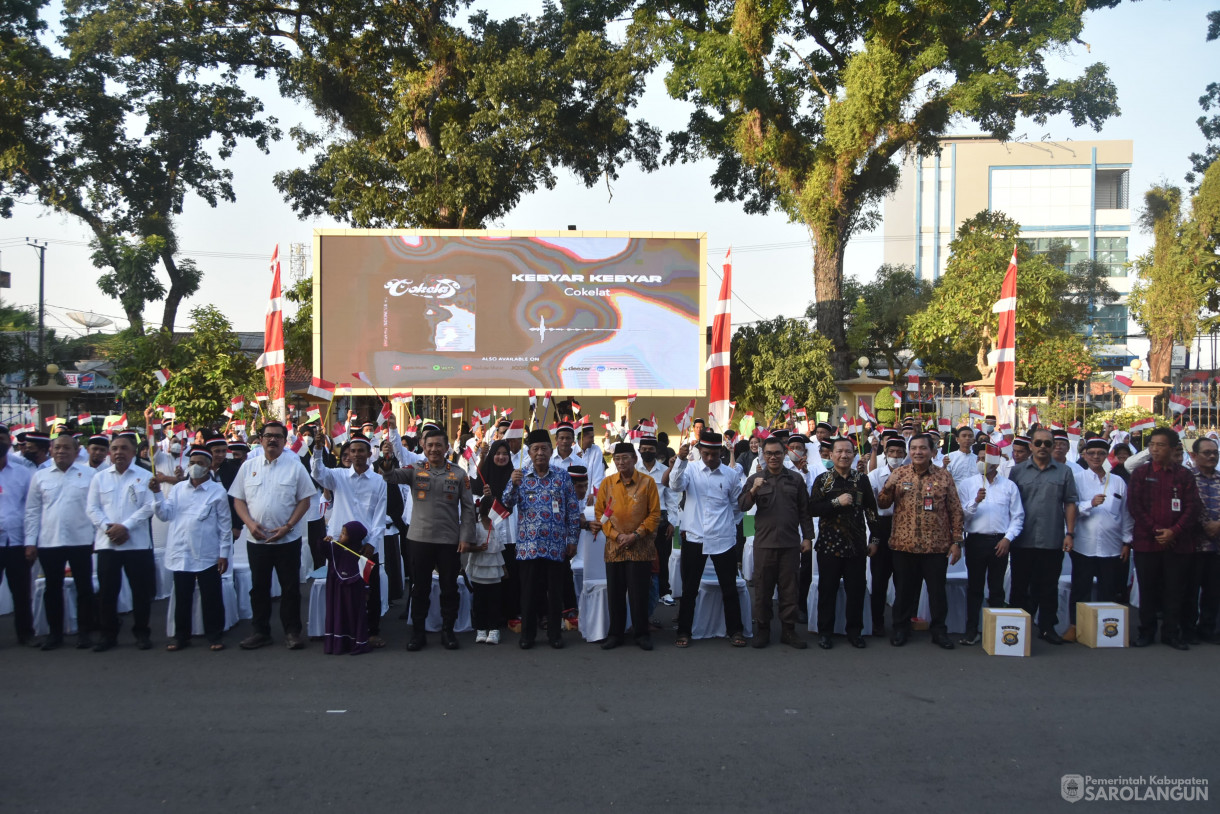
[[0, 0, 1213, 341]]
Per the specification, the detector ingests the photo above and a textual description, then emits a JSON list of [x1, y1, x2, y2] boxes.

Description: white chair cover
[[692, 557, 752, 639], [165, 571, 239, 637], [230, 564, 254, 619], [33, 577, 76, 636], [424, 572, 473, 632], [154, 548, 173, 600], [0, 575, 15, 616], [742, 537, 754, 584], [578, 523, 612, 642], [307, 575, 327, 637]]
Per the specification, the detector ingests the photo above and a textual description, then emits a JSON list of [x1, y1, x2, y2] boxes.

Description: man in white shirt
[[312, 431, 388, 647], [550, 421, 581, 471], [957, 447, 1025, 646], [636, 436, 672, 605], [867, 437, 906, 636], [17, 430, 53, 470], [229, 421, 317, 651], [85, 434, 111, 469], [945, 426, 979, 485], [151, 445, 233, 651], [87, 430, 157, 651], [666, 429, 745, 647], [0, 424, 35, 645], [578, 423, 607, 487], [1067, 438, 1133, 642], [25, 434, 97, 650]]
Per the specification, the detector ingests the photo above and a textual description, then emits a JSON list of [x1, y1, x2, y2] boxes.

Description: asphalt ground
[[0, 592, 1216, 814]]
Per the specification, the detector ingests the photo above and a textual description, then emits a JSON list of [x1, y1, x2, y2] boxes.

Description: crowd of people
[[0, 403, 1216, 655]]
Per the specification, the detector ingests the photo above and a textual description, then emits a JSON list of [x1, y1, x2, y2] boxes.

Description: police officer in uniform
[[384, 428, 477, 651]]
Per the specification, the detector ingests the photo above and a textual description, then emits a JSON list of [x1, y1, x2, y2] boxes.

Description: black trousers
[[655, 520, 672, 598], [817, 552, 867, 636], [519, 558, 565, 643], [752, 546, 800, 628], [606, 560, 652, 640], [365, 551, 382, 635], [891, 550, 948, 635], [470, 580, 504, 631], [172, 566, 224, 643], [97, 548, 156, 642], [676, 538, 742, 637], [247, 540, 303, 637], [307, 518, 327, 570], [1183, 551, 1220, 639], [383, 533, 404, 602], [869, 517, 894, 630], [1068, 551, 1124, 625], [1134, 550, 1190, 642], [407, 539, 460, 630], [798, 549, 813, 613], [501, 544, 520, 621], [965, 533, 1009, 635], [38, 545, 96, 639], [0, 546, 33, 641], [1009, 547, 1063, 633]]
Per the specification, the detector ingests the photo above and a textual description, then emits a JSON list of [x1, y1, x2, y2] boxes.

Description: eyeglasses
[[1031, 440, 1053, 448], [263, 433, 286, 441]]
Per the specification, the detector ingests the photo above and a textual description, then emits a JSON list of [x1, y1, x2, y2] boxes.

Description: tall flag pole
[[989, 244, 1018, 428], [256, 245, 287, 420], [708, 247, 732, 432]]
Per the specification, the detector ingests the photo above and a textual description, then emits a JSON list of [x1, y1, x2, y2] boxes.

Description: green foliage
[[832, 264, 932, 380], [92, 235, 167, 334], [730, 317, 836, 417], [231, 1, 658, 229], [0, 0, 277, 331], [908, 210, 1098, 388], [637, 0, 1120, 360], [875, 387, 897, 428], [1187, 11, 1220, 185], [1084, 407, 1171, 435], [1128, 171, 1219, 383], [282, 275, 312, 376], [107, 306, 262, 428]]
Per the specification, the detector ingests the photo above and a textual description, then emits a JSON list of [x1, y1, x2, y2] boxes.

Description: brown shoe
[[239, 633, 272, 650], [285, 634, 306, 650], [781, 628, 808, 650], [1062, 625, 1077, 643]]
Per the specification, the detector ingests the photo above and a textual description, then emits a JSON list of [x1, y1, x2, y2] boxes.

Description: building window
[[1095, 236, 1128, 277], [1095, 169, 1130, 209], [1092, 304, 1128, 338], [1021, 237, 1090, 272]]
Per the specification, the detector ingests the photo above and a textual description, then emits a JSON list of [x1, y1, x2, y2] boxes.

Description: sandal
[[675, 634, 691, 648], [166, 640, 189, 652], [729, 632, 747, 647], [369, 635, 386, 649], [209, 643, 225, 652]]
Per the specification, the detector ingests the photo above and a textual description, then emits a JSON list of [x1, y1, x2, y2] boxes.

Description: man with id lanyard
[[1128, 427, 1201, 649]]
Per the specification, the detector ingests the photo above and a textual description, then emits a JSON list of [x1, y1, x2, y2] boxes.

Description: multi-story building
[[882, 137, 1138, 369]]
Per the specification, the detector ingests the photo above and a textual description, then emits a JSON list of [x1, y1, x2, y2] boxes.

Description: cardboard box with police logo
[[1075, 602, 1128, 648], [982, 608, 1031, 657]]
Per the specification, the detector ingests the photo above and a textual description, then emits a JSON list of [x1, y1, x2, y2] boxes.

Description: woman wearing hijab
[[324, 521, 375, 655], [469, 440, 512, 644]]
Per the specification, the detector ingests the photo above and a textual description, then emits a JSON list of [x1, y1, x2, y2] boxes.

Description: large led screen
[[315, 231, 706, 395]]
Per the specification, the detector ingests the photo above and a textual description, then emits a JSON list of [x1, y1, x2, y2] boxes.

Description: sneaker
[[475, 630, 488, 644], [507, 617, 522, 634], [660, 594, 676, 607], [486, 629, 500, 645]]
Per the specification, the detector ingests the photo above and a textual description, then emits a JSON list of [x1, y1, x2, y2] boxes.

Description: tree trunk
[[1148, 334, 1173, 383], [158, 251, 189, 334], [811, 235, 847, 376]]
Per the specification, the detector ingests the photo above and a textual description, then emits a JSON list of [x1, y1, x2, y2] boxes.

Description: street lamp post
[[25, 239, 46, 365]]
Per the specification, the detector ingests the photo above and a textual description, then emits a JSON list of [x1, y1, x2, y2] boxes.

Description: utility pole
[[25, 239, 46, 365]]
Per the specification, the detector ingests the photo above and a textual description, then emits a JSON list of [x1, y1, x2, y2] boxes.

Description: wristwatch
[[1065, 532, 1075, 538]]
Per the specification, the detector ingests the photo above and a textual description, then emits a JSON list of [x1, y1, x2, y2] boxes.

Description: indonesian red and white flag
[[452, 408, 463, 420], [985, 443, 1003, 467], [160, 405, 176, 420], [543, 391, 552, 408], [307, 377, 335, 401], [626, 393, 637, 404], [708, 247, 732, 431], [858, 399, 877, 424], [570, 399, 582, 416], [795, 407, 807, 419], [599, 411, 611, 422], [335, 382, 352, 396], [230, 396, 245, 413], [779, 395, 794, 413], [906, 374, 920, 393], [352, 371, 375, 390], [505, 419, 525, 440], [528, 389, 537, 409], [256, 245, 286, 416], [488, 498, 512, 530], [173, 422, 188, 440], [104, 413, 128, 432], [304, 407, 322, 425], [969, 407, 984, 427], [1051, 421, 1065, 432], [937, 417, 951, 432], [44, 415, 59, 428], [378, 403, 394, 427], [391, 392, 413, 404], [1067, 420, 1082, 438], [1028, 405, 1040, 426], [600, 497, 614, 525], [356, 555, 375, 584], [998, 422, 1013, 437], [988, 245, 1018, 426], [1112, 375, 1133, 395], [153, 368, 172, 387], [964, 385, 977, 397], [332, 421, 349, 445], [1168, 394, 1191, 415], [77, 412, 92, 424], [1129, 417, 1156, 434], [255, 392, 268, 403]]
